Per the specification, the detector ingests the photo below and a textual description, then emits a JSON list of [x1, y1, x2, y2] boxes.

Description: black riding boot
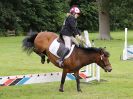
[[56, 48, 70, 67]]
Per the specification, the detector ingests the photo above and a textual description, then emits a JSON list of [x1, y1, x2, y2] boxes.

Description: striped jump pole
[[0, 71, 88, 86]]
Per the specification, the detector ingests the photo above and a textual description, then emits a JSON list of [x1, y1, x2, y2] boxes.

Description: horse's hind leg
[[40, 55, 45, 64], [47, 58, 50, 63], [34, 50, 46, 64], [59, 69, 67, 92], [74, 71, 82, 92]]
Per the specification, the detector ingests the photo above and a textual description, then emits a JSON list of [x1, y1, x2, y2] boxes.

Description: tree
[[0, 0, 17, 31], [0, 0, 69, 34], [0, 0, 132, 36], [78, 0, 98, 32], [97, 0, 133, 39], [97, 0, 111, 40], [110, 0, 133, 30]]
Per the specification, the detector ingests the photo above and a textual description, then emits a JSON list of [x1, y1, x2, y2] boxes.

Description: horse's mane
[[78, 46, 110, 57]]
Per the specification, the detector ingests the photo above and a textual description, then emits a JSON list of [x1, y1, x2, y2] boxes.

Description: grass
[[0, 31, 133, 99]]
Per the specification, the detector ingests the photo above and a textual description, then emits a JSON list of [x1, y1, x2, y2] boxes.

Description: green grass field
[[0, 31, 133, 99]]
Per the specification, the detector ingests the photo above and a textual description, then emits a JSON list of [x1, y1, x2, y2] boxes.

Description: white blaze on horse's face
[[100, 54, 104, 60]]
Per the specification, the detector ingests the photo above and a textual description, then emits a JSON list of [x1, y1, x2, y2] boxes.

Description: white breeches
[[62, 36, 71, 50], [62, 35, 80, 50]]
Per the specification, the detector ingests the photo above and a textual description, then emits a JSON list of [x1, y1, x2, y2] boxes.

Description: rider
[[56, 6, 82, 67]]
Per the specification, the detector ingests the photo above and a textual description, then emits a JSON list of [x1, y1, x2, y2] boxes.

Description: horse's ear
[[99, 47, 103, 54], [104, 47, 106, 49]]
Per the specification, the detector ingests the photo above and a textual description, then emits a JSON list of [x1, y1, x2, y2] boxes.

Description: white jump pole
[[84, 30, 91, 77], [123, 28, 128, 60], [84, 30, 91, 47], [96, 64, 100, 81], [84, 30, 100, 82]]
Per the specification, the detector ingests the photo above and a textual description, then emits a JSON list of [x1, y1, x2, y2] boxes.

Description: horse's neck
[[77, 48, 98, 66]]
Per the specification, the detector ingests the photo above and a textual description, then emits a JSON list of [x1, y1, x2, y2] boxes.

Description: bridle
[[100, 54, 110, 67]]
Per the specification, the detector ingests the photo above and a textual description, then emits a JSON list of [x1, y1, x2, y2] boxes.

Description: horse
[[22, 31, 112, 92]]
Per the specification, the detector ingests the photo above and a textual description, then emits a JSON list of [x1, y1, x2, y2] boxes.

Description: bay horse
[[22, 31, 112, 92]]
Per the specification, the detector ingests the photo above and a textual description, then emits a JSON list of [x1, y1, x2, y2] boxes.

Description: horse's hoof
[[41, 59, 45, 64], [41, 61, 44, 64], [47, 59, 50, 63], [59, 89, 64, 92], [77, 89, 82, 92]]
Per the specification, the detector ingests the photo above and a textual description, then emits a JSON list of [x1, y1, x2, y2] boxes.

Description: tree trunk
[[97, 0, 112, 40]]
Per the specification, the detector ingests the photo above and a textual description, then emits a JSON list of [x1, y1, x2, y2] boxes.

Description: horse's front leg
[[74, 71, 82, 92], [59, 69, 67, 92]]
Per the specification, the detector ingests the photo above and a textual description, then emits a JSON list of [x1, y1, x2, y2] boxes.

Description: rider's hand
[[75, 35, 85, 46], [75, 35, 81, 42], [75, 35, 81, 40]]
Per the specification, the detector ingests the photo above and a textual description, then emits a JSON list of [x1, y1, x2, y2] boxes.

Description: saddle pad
[[49, 38, 75, 59]]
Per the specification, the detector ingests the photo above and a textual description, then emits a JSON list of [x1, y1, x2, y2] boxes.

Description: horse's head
[[96, 48, 112, 72]]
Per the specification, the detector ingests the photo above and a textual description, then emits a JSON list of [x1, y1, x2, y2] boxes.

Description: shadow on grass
[[81, 79, 108, 85]]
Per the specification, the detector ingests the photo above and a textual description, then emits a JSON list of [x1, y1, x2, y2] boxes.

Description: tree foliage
[[0, 0, 69, 34], [68, 0, 99, 32], [0, 0, 132, 36], [110, 0, 133, 30], [78, 1, 98, 32]]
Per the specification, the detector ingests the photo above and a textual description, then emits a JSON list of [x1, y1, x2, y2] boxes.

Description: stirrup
[[56, 59, 63, 67]]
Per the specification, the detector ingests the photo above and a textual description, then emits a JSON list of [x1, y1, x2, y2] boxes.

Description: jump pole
[[122, 28, 133, 60], [84, 30, 91, 78], [122, 28, 128, 60], [0, 71, 88, 86], [84, 30, 100, 82]]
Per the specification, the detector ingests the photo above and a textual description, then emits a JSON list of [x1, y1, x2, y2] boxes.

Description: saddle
[[49, 37, 75, 59], [57, 37, 70, 57]]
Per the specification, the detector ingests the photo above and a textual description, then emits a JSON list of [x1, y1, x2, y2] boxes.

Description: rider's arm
[[77, 28, 81, 36]]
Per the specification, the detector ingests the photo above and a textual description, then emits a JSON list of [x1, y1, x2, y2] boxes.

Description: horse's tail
[[22, 34, 38, 55]]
